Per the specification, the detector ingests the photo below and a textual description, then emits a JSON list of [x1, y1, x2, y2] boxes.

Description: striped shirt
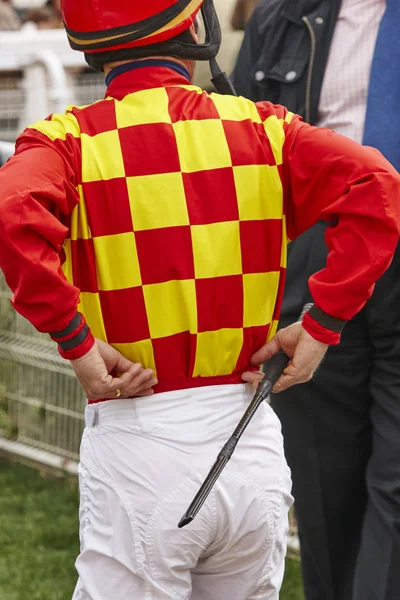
[[317, 0, 386, 143]]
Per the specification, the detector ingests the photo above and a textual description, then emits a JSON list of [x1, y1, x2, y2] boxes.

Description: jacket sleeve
[[281, 115, 400, 344], [0, 120, 94, 359]]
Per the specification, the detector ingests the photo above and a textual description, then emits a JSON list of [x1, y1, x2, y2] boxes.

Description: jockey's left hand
[[70, 339, 157, 401]]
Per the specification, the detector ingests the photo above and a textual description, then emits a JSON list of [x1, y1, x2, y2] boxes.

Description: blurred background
[[0, 1, 302, 598]]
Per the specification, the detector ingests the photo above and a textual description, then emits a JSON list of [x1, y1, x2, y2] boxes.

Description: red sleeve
[[0, 126, 94, 358], [281, 116, 400, 342]]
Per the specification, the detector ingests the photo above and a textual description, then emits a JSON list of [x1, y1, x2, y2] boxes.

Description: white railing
[[0, 26, 102, 467], [0, 20, 243, 139], [0, 275, 85, 465], [0, 25, 105, 140]]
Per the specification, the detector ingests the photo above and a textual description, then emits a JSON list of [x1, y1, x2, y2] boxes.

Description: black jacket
[[233, 0, 341, 125], [232, 0, 400, 399]]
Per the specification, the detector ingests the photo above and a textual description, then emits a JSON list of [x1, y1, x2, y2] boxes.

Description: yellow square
[[127, 172, 189, 231], [70, 186, 91, 240], [263, 115, 286, 165], [191, 221, 242, 279], [29, 111, 80, 142], [61, 238, 73, 284], [143, 279, 197, 339], [243, 272, 280, 327], [173, 119, 232, 173], [268, 320, 279, 341], [280, 216, 288, 268], [81, 130, 125, 182], [115, 88, 171, 128], [111, 340, 156, 374], [285, 111, 295, 124], [234, 165, 283, 221], [78, 292, 107, 341], [192, 329, 243, 377], [210, 93, 262, 123], [93, 232, 142, 291], [175, 84, 203, 94]]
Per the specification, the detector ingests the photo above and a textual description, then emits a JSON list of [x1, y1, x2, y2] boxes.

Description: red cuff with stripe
[[58, 332, 95, 360], [302, 312, 341, 345], [50, 312, 95, 359]]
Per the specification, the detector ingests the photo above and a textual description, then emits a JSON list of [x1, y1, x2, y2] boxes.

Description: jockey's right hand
[[241, 322, 329, 393]]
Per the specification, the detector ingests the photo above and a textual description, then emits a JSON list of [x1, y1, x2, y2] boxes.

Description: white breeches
[[72, 384, 293, 600]]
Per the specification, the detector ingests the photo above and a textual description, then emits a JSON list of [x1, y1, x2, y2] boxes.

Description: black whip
[[178, 304, 312, 528]]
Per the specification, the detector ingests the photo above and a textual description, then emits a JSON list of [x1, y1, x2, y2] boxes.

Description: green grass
[[0, 460, 304, 599], [281, 558, 304, 600], [0, 461, 79, 600]]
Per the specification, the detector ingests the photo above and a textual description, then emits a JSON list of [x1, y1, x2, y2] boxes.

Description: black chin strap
[[199, 0, 237, 95], [209, 57, 237, 96]]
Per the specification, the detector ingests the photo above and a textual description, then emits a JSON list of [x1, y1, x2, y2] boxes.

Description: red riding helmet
[[61, 0, 234, 95], [61, 0, 205, 54]]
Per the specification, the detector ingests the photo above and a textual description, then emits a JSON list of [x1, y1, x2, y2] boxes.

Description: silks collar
[[105, 59, 191, 87]]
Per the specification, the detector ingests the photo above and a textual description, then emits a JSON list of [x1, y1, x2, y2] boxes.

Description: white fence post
[[20, 50, 73, 129], [21, 62, 50, 128]]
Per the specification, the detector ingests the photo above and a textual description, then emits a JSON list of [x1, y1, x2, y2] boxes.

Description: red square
[[99, 287, 150, 343], [135, 226, 194, 285], [235, 325, 271, 372], [83, 178, 133, 237], [166, 87, 220, 123], [196, 275, 243, 332], [223, 120, 276, 167], [119, 123, 181, 176], [255, 102, 288, 123], [240, 220, 283, 274], [71, 238, 98, 293], [152, 332, 197, 381], [71, 101, 117, 137], [183, 168, 239, 225]]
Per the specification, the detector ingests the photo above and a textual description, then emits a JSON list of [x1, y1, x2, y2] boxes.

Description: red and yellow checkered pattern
[[29, 79, 293, 385]]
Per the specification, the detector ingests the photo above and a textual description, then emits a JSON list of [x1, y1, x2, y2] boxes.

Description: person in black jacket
[[233, 2, 400, 600]]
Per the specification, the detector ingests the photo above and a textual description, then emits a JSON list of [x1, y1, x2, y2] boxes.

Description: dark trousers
[[271, 313, 400, 600]]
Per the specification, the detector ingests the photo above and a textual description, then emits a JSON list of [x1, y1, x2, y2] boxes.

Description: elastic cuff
[[51, 312, 95, 359], [308, 305, 346, 333], [302, 312, 341, 345], [50, 312, 82, 340], [50, 312, 89, 350], [58, 331, 95, 360]]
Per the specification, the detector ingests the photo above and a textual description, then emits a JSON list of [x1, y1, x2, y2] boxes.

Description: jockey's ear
[[189, 21, 199, 43]]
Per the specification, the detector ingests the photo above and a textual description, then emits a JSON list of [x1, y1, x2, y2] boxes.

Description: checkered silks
[[29, 86, 292, 381]]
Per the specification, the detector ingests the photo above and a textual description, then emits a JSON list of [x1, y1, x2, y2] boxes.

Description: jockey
[[0, 1, 399, 598]]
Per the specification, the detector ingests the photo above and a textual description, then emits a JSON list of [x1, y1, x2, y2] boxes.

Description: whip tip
[[178, 515, 193, 529]]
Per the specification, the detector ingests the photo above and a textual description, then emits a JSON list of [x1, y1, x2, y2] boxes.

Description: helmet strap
[[209, 57, 237, 96]]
